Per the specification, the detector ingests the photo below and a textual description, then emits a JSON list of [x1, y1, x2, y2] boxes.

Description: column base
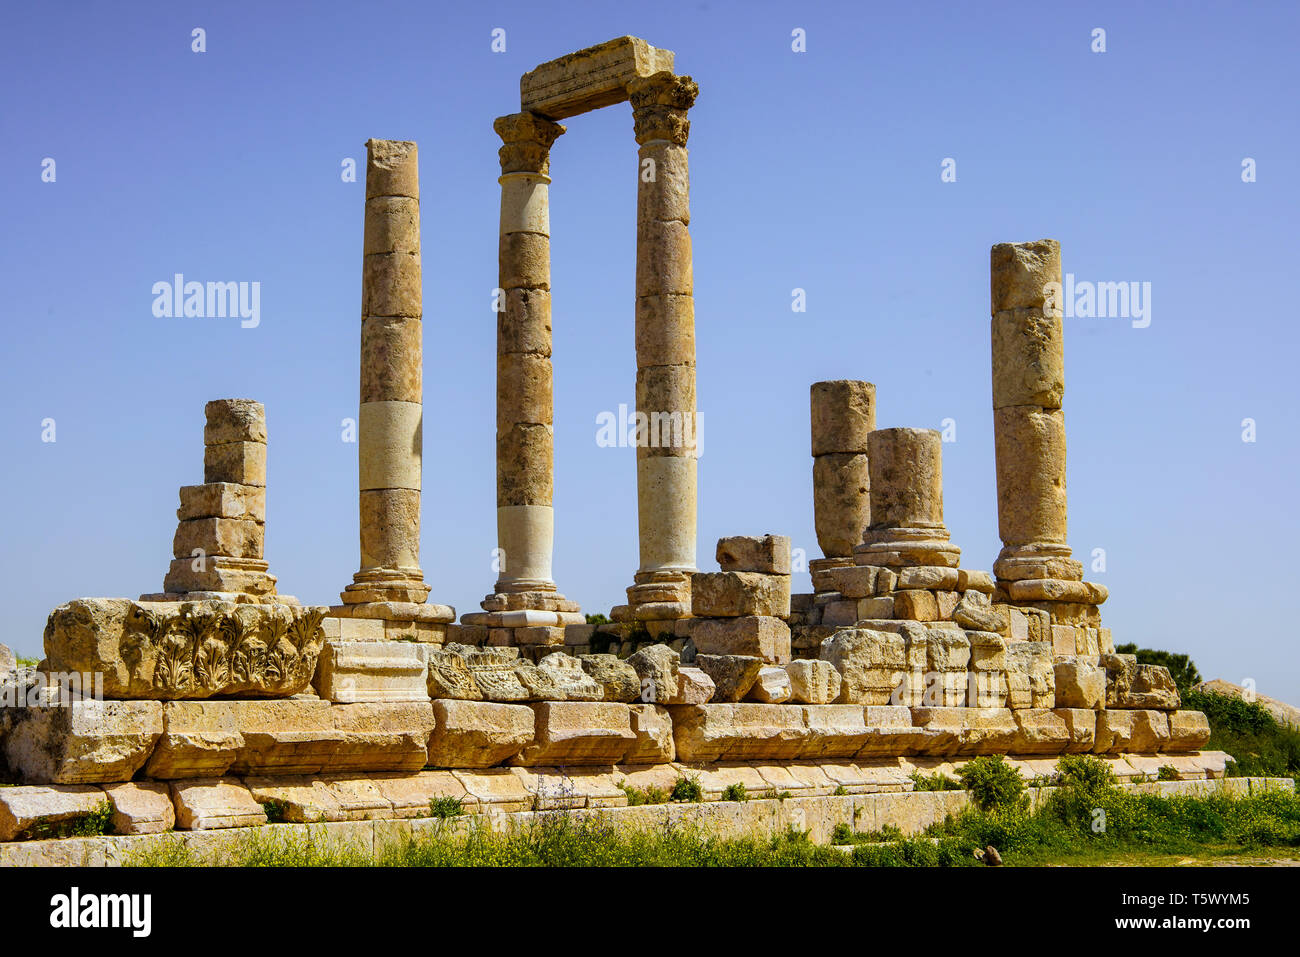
[[340, 567, 432, 605], [809, 556, 854, 593], [481, 587, 579, 615], [624, 569, 693, 621], [992, 543, 1083, 582], [854, 526, 961, 568]]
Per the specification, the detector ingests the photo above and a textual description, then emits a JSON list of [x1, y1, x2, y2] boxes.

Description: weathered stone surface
[[529, 653, 603, 701], [1094, 709, 1170, 753], [1054, 660, 1105, 709], [144, 700, 246, 779], [204, 440, 266, 487], [177, 483, 266, 522], [625, 704, 675, 763], [813, 452, 871, 558], [521, 36, 675, 120], [172, 517, 264, 560], [1006, 641, 1055, 709], [170, 777, 267, 830], [102, 782, 175, 835], [715, 535, 791, 574], [513, 702, 636, 766], [1055, 708, 1097, 752], [1010, 709, 1070, 754], [1102, 657, 1181, 711], [867, 428, 945, 529], [627, 644, 680, 703], [43, 598, 326, 699], [991, 308, 1064, 409], [1168, 710, 1211, 750], [894, 590, 939, 622], [4, 693, 162, 784], [784, 659, 842, 704], [427, 699, 534, 768], [694, 654, 763, 702], [908, 708, 1019, 756], [314, 640, 429, 703], [820, 628, 906, 705], [690, 572, 791, 617], [810, 380, 876, 456], [577, 654, 640, 702], [689, 615, 790, 663], [990, 239, 1060, 314], [993, 406, 1068, 547], [0, 785, 105, 841], [328, 702, 437, 772], [747, 666, 792, 703], [952, 590, 1009, 634], [424, 646, 483, 700], [671, 704, 806, 762], [463, 646, 530, 702], [204, 398, 266, 445], [668, 666, 715, 704]]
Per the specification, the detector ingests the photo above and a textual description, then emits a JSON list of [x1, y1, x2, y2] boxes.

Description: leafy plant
[[957, 756, 1025, 813], [720, 783, 748, 803], [670, 774, 703, 803], [428, 796, 465, 818]]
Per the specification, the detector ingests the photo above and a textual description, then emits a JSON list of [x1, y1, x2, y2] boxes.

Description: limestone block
[[716, 534, 791, 574], [363, 251, 421, 318], [368, 771, 474, 818], [170, 778, 267, 830], [625, 704, 675, 763], [667, 666, 715, 704], [497, 423, 554, 506], [689, 615, 790, 662], [635, 219, 692, 297], [824, 564, 877, 598], [358, 401, 423, 492], [497, 352, 553, 431], [813, 452, 871, 558], [990, 239, 1060, 314], [634, 364, 696, 455], [867, 428, 945, 529], [909, 708, 1018, 756], [858, 596, 895, 620], [1054, 660, 1105, 709], [896, 566, 959, 590], [799, 704, 873, 758], [499, 288, 553, 356], [1007, 641, 1055, 709], [513, 702, 637, 766], [627, 644, 681, 703], [459, 647, 530, 702], [328, 702, 437, 772], [1010, 709, 1070, 754], [894, 590, 939, 622], [671, 703, 807, 762], [520, 36, 675, 119], [204, 398, 266, 446], [361, 316, 423, 403], [243, 775, 353, 822], [1094, 710, 1171, 754], [314, 640, 429, 703], [1055, 708, 1098, 752], [144, 700, 243, 778], [102, 782, 176, 835], [635, 294, 695, 366], [172, 517, 264, 560], [810, 380, 876, 456], [952, 590, 1008, 634], [819, 628, 906, 705], [991, 308, 1065, 409], [577, 654, 641, 703], [204, 440, 266, 486], [43, 598, 327, 699], [1104, 658, 1181, 711], [365, 139, 419, 200], [821, 600, 858, 627], [226, 699, 342, 776], [690, 572, 790, 617], [163, 556, 276, 596], [177, 483, 266, 522], [534, 652, 604, 700], [637, 141, 691, 224], [364, 194, 420, 254], [1052, 624, 1077, 656], [424, 646, 483, 700], [747, 666, 792, 703], [967, 632, 1007, 671], [0, 785, 105, 841], [3, 692, 162, 784], [427, 699, 534, 768], [695, 654, 763, 702], [1168, 710, 1211, 750], [993, 406, 1068, 547], [499, 231, 551, 290], [784, 659, 842, 704]]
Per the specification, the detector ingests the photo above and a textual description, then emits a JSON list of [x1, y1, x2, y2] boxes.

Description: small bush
[[584, 613, 609, 625], [670, 775, 703, 803], [720, 783, 748, 803], [830, 822, 854, 844], [1157, 765, 1180, 781], [832, 785, 848, 796], [429, 796, 465, 818], [957, 756, 1025, 813], [260, 800, 288, 824], [618, 783, 668, 807], [27, 800, 115, 840], [910, 770, 961, 792]]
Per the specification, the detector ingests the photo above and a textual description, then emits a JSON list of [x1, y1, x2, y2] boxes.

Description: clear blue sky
[[2, 1, 1297, 700]]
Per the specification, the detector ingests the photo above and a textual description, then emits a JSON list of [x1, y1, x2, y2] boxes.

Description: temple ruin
[[0, 37, 1237, 858]]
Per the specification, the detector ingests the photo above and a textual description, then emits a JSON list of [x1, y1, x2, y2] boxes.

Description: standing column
[[625, 71, 700, 621], [854, 428, 961, 569], [809, 380, 875, 590], [490, 113, 568, 608], [988, 239, 1079, 584], [341, 139, 431, 605]]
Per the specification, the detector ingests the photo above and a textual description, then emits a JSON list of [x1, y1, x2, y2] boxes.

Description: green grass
[[15, 656, 40, 668], [26, 801, 114, 840], [909, 770, 961, 792], [617, 783, 669, 806], [428, 796, 465, 818]]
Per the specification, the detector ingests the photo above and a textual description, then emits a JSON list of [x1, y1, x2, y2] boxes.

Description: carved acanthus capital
[[629, 72, 699, 146], [494, 112, 567, 175]]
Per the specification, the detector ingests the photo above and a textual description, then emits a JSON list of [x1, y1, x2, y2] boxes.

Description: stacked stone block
[[690, 536, 792, 664], [155, 399, 279, 601]]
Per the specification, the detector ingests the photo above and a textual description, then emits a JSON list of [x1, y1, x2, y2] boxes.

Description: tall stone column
[[854, 428, 961, 569], [489, 112, 569, 609], [809, 380, 875, 590], [341, 139, 431, 606], [989, 239, 1106, 625], [626, 71, 700, 621]]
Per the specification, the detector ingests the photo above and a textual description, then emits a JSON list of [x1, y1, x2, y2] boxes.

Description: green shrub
[[27, 800, 115, 840], [720, 783, 748, 803], [670, 775, 703, 803], [1157, 765, 1180, 781], [957, 756, 1025, 813], [584, 613, 609, 625], [832, 785, 848, 796], [260, 799, 288, 824], [910, 770, 961, 792], [428, 796, 465, 818], [618, 783, 668, 806], [830, 822, 853, 844]]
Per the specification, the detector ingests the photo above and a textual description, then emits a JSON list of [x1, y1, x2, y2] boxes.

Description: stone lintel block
[[689, 572, 791, 618], [521, 36, 675, 120], [172, 517, 264, 560], [169, 777, 267, 830], [0, 785, 106, 841], [427, 699, 535, 768], [715, 534, 791, 574], [810, 380, 876, 456], [513, 702, 637, 766], [990, 239, 1060, 315], [177, 483, 266, 523], [204, 441, 266, 486], [689, 615, 790, 663], [204, 398, 266, 446], [313, 640, 430, 704]]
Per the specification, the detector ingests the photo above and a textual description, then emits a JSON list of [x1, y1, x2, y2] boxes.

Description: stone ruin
[[0, 37, 1222, 851]]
